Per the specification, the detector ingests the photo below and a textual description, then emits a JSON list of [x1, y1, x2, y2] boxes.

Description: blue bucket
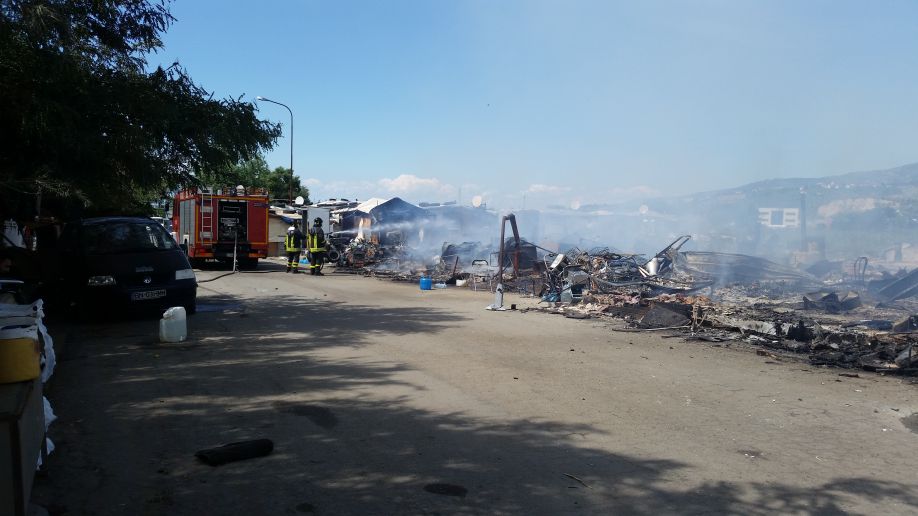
[[419, 277, 432, 290]]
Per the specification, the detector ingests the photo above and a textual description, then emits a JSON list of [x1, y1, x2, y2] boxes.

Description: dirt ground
[[31, 259, 918, 515]]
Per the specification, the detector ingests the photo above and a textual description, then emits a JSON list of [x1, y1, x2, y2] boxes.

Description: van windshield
[[82, 221, 177, 255]]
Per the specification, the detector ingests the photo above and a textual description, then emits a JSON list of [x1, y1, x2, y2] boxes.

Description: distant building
[[758, 207, 800, 228]]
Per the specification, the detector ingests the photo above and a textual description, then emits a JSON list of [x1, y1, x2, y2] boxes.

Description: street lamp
[[255, 96, 294, 203]]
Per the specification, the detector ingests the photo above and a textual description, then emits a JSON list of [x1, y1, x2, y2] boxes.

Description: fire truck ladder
[[200, 190, 214, 247]]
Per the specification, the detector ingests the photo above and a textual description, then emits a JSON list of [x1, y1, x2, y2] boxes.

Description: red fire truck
[[172, 186, 270, 269]]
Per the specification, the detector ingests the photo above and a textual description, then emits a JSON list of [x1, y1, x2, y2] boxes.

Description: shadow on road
[[33, 292, 918, 515]]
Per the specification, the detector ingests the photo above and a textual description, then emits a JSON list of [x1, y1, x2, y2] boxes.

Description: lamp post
[[255, 96, 294, 203]]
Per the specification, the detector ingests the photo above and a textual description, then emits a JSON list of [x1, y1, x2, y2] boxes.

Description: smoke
[[337, 164, 918, 271], [365, 212, 501, 263]]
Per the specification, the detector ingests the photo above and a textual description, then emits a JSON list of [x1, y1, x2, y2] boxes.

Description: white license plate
[[131, 289, 167, 301]]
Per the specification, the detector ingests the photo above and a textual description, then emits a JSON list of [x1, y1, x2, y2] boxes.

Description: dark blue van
[[58, 217, 197, 315]]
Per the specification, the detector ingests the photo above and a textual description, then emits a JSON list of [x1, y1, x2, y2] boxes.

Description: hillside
[[578, 162, 918, 259]]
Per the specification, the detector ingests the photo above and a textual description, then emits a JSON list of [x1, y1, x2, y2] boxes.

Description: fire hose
[[196, 269, 283, 283]]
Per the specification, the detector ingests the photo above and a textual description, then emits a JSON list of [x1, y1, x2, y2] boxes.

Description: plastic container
[[159, 306, 187, 343], [434, 282, 447, 289], [0, 336, 41, 383], [419, 277, 432, 290]]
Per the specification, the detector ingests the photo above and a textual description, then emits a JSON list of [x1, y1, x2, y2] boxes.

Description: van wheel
[[184, 298, 197, 315]]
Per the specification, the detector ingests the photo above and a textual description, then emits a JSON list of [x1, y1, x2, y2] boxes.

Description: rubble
[[876, 267, 918, 302], [892, 314, 918, 333], [319, 204, 917, 375], [537, 235, 818, 304], [637, 303, 691, 329], [895, 345, 917, 368], [678, 251, 817, 285], [803, 291, 862, 313], [535, 264, 918, 374]]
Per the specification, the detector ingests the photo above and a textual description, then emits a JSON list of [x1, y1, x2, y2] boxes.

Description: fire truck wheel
[[238, 258, 259, 270]]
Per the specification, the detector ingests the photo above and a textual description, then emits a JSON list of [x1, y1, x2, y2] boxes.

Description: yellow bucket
[[0, 337, 41, 383]]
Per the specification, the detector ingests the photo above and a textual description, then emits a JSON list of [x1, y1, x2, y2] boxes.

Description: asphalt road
[[33, 260, 918, 515]]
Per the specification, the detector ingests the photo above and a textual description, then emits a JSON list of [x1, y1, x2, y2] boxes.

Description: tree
[[0, 0, 281, 215], [265, 166, 310, 204], [221, 155, 272, 190], [222, 158, 309, 203], [222, 158, 309, 204]]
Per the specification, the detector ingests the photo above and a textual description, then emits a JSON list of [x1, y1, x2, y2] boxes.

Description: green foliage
[[0, 0, 281, 214], [221, 158, 309, 203], [220, 155, 271, 189], [266, 166, 310, 203]]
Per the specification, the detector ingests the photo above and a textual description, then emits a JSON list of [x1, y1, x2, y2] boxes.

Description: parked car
[[150, 216, 171, 230], [56, 217, 197, 315]]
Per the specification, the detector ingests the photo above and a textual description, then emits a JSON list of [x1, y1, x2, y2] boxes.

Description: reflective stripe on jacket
[[307, 227, 326, 252], [285, 231, 303, 252]]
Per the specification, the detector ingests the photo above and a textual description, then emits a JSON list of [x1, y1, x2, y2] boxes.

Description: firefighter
[[285, 224, 305, 273], [307, 217, 327, 276]]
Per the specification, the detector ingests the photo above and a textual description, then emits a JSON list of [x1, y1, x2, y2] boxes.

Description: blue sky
[[154, 0, 918, 208]]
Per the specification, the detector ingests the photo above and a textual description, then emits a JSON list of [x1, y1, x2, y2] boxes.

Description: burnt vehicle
[[56, 217, 197, 315]]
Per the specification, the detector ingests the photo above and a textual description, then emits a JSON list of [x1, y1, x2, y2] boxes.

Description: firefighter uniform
[[285, 226, 305, 273], [307, 218, 327, 276]]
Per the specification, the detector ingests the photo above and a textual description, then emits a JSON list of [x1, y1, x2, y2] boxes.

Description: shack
[[332, 197, 429, 247], [267, 208, 302, 257]]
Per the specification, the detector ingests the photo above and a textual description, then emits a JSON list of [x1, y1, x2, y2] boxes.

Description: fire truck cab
[[172, 186, 270, 269]]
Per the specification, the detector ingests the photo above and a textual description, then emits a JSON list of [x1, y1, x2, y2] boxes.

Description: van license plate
[[132, 290, 166, 301]]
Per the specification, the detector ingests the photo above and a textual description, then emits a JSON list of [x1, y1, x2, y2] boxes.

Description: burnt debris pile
[[323, 203, 916, 374], [538, 240, 918, 375]]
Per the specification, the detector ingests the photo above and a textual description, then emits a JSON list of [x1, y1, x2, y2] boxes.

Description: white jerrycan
[[159, 306, 187, 342]]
